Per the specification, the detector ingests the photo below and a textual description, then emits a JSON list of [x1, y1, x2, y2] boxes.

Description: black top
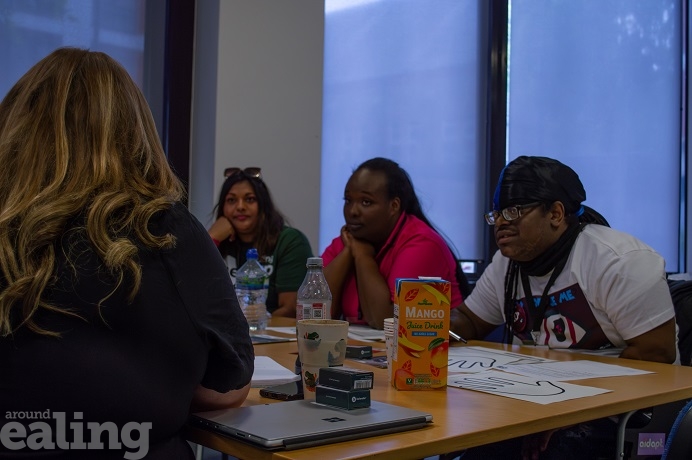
[[0, 203, 254, 459]]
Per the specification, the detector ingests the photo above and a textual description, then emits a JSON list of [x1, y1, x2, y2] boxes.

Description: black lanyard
[[519, 254, 570, 346]]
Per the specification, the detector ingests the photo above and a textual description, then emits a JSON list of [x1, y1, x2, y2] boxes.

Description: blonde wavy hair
[[0, 47, 184, 337]]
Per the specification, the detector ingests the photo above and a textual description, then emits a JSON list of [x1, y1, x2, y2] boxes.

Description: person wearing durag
[[491, 156, 610, 344], [493, 155, 607, 224], [449, 155, 677, 459]]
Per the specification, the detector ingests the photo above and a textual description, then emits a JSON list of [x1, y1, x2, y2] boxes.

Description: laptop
[[188, 399, 433, 450]]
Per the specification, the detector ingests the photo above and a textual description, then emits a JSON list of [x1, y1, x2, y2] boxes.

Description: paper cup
[[384, 317, 394, 383], [296, 319, 349, 399]]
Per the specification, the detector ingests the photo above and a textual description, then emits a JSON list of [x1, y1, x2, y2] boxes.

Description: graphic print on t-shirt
[[512, 283, 613, 350]]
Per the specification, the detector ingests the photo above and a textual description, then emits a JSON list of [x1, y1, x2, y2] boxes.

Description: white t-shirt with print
[[467, 224, 675, 356]]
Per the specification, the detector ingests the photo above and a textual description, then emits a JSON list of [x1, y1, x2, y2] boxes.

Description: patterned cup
[[296, 319, 349, 398]]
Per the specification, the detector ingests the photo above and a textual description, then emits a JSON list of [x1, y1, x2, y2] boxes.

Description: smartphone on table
[[259, 380, 304, 401]]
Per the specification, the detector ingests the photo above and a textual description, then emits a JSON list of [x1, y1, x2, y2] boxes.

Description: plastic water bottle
[[295, 257, 332, 374], [296, 257, 332, 320], [235, 248, 268, 334]]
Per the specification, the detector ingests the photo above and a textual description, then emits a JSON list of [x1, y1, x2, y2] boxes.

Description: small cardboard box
[[319, 366, 374, 390], [345, 345, 373, 359], [315, 385, 371, 410], [390, 278, 450, 390]]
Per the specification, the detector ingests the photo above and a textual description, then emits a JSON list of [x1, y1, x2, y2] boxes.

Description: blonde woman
[[0, 48, 253, 459]]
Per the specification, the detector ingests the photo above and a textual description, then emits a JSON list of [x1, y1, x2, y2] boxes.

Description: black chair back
[[662, 399, 692, 459], [669, 279, 692, 366]]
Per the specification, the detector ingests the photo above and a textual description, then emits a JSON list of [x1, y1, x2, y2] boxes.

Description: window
[[0, 0, 146, 96], [0, 0, 191, 187], [323, 0, 687, 272], [320, 0, 486, 259], [507, 0, 683, 271]]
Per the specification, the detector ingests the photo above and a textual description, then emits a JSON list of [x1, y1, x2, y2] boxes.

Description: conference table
[[184, 318, 692, 460]]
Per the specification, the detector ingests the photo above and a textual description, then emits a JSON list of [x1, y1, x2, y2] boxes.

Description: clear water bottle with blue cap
[[235, 248, 268, 334]]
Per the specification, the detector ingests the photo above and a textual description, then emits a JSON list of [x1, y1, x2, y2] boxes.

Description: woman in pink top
[[322, 157, 469, 329]]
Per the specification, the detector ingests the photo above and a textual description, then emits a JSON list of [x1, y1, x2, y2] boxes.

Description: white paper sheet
[[251, 356, 300, 388], [251, 334, 297, 344], [347, 325, 385, 342], [494, 360, 653, 381], [447, 346, 555, 373], [265, 326, 296, 335], [447, 369, 611, 404]]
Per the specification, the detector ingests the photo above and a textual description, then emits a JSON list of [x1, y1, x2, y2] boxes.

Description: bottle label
[[298, 302, 331, 320], [236, 277, 266, 289]]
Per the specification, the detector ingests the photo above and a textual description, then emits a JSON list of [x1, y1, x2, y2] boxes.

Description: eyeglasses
[[224, 167, 262, 179], [484, 202, 542, 226]]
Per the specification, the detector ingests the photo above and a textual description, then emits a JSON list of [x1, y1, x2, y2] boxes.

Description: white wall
[[189, 0, 325, 254]]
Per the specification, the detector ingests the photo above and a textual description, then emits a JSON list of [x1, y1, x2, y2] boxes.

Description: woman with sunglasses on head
[[208, 168, 313, 317]]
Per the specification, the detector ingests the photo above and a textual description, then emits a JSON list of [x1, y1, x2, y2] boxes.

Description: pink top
[[321, 213, 463, 324]]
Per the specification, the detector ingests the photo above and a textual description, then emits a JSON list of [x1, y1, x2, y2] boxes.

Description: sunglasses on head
[[224, 167, 262, 179]]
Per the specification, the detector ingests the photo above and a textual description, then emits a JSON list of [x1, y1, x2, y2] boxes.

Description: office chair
[[616, 279, 692, 459], [662, 399, 692, 459], [617, 400, 690, 459]]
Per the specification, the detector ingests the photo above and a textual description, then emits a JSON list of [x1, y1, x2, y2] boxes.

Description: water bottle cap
[[306, 257, 323, 267], [246, 248, 259, 259]]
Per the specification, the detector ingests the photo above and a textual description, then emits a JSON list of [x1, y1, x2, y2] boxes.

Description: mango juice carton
[[390, 278, 450, 390]]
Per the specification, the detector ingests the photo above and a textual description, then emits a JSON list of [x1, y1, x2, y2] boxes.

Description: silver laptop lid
[[189, 399, 433, 450]]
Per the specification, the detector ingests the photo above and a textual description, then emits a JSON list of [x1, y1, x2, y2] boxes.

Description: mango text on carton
[[405, 306, 445, 319]]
